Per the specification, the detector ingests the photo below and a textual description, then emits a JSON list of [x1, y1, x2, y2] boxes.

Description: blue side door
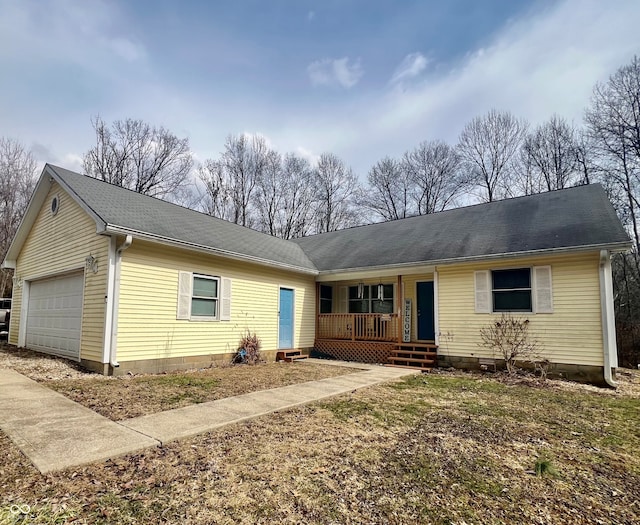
[[279, 288, 294, 349], [417, 281, 435, 341]]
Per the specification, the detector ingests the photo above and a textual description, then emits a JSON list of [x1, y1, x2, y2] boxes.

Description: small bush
[[479, 313, 542, 374], [234, 331, 262, 365]]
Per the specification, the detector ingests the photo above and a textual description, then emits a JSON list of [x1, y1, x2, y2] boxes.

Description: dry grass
[[0, 344, 354, 420], [2, 358, 639, 524]]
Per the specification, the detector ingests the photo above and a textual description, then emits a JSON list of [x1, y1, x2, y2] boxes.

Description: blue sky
[[1, 0, 639, 178]]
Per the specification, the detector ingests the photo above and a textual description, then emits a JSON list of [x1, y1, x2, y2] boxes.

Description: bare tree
[[404, 140, 466, 214], [457, 109, 528, 202], [585, 55, 640, 367], [0, 138, 37, 296], [200, 134, 273, 228], [197, 159, 235, 222], [270, 153, 316, 239], [312, 153, 361, 233], [254, 149, 285, 237], [365, 156, 413, 221], [586, 56, 640, 259], [520, 115, 582, 192], [83, 116, 193, 201]]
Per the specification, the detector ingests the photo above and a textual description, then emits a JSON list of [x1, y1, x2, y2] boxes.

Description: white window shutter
[[534, 266, 553, 313], [177, 271, 192, 319], [220, 277, 232, 321], [474, 270, 491, 313]]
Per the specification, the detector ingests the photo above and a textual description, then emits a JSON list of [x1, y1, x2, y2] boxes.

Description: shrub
[[534, 454, 558, 477], [234, 330, 262, 365], [479, 313, 542, 374]]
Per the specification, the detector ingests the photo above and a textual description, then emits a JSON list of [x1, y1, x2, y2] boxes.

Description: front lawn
[[1, 369, 639, 524]]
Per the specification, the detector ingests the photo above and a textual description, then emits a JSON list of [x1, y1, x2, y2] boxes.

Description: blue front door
[[417, 281, 435, 341], [279, 288, 294, 349]]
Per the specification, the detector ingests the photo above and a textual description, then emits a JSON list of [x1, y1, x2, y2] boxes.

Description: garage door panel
[[26, 273, 83, 360]]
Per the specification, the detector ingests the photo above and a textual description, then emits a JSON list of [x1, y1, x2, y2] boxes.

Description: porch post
[[397, 275, 403, 345]]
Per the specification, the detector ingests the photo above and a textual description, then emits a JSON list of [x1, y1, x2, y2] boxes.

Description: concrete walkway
[[0, 360, 418, 473]]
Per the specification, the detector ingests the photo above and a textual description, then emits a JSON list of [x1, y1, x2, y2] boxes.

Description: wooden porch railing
[[317, 313, 399, 342]]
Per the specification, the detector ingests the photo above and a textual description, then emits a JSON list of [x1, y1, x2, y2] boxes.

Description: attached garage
[[26, 272, 84, 360]]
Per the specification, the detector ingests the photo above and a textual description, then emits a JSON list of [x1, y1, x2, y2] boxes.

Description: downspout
[[599, 250, 617, 388], [109, 234, 132, 368]]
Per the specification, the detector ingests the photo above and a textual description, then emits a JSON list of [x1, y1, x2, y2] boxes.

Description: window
[[474, 266, 552, 314], [319, 285, 333, 314], [348, 284, 394, 314], [177, 271, 231, 321], [191, 275, 219, 318], [492, 268, 532, 312]]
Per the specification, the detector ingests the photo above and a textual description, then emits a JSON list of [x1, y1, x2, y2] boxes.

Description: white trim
[[433, 269, 439, 346], [599, 250, 618, 387], [314, 242, 631, 279], [102, 236, 117, 364], [18, 280, 29, 347], [104, 225, 318, 275], [190, 274, 220, 320]]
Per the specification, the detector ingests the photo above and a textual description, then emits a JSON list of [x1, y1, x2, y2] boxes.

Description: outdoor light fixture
[[377, 282, 384, 301], [12, 276, 22, 289], [357, 282, 365, 299], [85, 254, 99, 274]]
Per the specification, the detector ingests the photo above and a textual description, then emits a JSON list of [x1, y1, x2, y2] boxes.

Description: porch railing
[[317, 313, 399, 342]]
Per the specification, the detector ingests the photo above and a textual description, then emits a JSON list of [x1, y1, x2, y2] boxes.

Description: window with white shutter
[[474, 270, 491, 313], [475, 266, 553, 314], [177, 272, 231, 321], [533, 265, 553, 313]]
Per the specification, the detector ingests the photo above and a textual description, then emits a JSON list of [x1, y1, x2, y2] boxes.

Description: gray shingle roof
[[49, 165, 318, 273], [291, 184, 630, 272], [48, 166, 629, 275]]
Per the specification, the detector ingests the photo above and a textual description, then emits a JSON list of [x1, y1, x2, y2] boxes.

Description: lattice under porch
[[313, 339, 397, 363]]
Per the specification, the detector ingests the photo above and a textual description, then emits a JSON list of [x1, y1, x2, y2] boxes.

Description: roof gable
[[5, 165, 318, 274]]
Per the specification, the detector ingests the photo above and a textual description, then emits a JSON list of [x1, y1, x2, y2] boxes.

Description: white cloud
[[390, 52, 430, 85], [273, 0, 640, 176], [307, 11, 315, 21], [307, 57, 364, 89]]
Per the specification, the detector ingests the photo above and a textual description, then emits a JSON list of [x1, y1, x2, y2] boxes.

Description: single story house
[[2, 164, 631, 385]]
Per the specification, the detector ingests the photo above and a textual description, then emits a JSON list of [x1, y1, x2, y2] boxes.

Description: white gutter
[[109, 235, 132, 368], [104, 225, 319, 276], [315, 242, 632, 277], [599, 250, 618, 388]]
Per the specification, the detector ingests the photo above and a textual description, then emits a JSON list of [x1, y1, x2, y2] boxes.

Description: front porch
[[315, 313, 400, 363], [313, 276, 438, 367]]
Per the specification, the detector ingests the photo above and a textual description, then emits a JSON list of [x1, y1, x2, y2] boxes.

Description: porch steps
[[276, 350, 309, 363], [385, 343, 437, 371]]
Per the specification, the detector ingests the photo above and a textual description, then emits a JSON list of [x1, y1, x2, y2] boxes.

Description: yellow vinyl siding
[[437, 252, 604, 366], [115, 240, 316, 361], [10, 182, 109, 362]]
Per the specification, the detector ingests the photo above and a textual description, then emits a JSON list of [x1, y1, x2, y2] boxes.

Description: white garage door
[[26, 272, 84, 360]]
